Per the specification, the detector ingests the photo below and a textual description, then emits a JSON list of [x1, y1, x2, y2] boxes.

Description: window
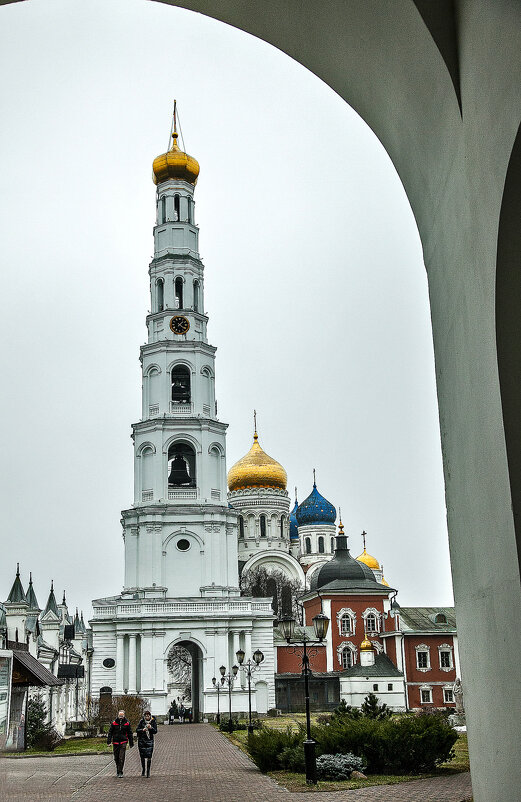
[[171, 365, 191, 404], [305, 537, 311, 554], [187, 197, 193, 223], [440, 650, 452, 669], [318, 536, 325, 553], [373, 684, 379, 692], [341, 647, 353, 669], [156, 278, 164, 312], [387, 683, 393, 691], [238, 516, 245, 538], [434, 613, 447, 624], [417, 651, 429, 669], [175, 276, 184, 309], [167, 442, 196, 487], [420, 688, 432, 704], [340, 614, 352, 636], [331, 537, 335, 552], [365, 613, 378, 633], [176, 539, 191, 551], [280, 516, 285, 538], [260, 515, 267, 537], [160, 195, 166, 223], [174, 194, 180, 220], [193, 280, 200, 312], [444, 688, 454, 704]]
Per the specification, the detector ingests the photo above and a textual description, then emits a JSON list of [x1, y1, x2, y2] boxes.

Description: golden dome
[[356, 548, 380, 571], [381, 576, 390, 587], [153, 131, 200, 186], [228, 432, 287, 492], [360, 635, 373, 651]]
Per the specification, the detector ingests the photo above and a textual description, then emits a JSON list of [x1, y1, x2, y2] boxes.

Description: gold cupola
[[152, 103, 200, 186], [356, 531, 380, 571], [228, 418, 287, 492], [360, 634, 373, 651]]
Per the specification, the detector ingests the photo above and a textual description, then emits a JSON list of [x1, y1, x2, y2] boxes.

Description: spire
[[294, 486, 298, 504], [313, 468, 316, 488], [7, 564, 26, 604], [42, 581, 59, 618], [362, 530, 367, 551], [336, 513, 348, 551], [62, 590, 67, 606], [253, 409, 258, 441], [25, 572, 40, 611]]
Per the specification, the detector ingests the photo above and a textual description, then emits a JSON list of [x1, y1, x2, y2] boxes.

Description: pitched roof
[[7, 566, 26, 604], [11, 647, 63, 687], [399, 606, 456, 633], [25, 575, 40, 611], [42, 582, 60, 618], [342, 653, 403, 678]]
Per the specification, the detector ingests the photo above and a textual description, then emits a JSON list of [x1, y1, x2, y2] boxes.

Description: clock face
[[170, 315, 190, 335]]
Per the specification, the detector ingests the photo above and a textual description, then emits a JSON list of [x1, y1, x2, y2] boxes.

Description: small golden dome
[[356, 548, 380, 571], [228, 432, 287, 492], [153, 131, 200, 186], [381, 576, 390, 587], [360, 635, 373, 651]]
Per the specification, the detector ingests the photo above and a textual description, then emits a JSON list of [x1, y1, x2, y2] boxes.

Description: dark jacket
[[136, 717, 157, 758], [107, 717, 134, 747]]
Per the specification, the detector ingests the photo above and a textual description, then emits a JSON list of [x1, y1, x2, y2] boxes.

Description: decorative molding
[[337, 608, 356, 636]]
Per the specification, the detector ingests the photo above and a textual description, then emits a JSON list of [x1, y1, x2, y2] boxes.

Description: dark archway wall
[[1, 0, 519, 798]]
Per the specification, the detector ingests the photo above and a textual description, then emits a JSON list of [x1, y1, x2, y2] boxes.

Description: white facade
[[90, 148, 276, 718]]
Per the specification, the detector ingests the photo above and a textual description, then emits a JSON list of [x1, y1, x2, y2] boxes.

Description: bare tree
[[240, 566, 303, 620], [167, 645, 192, 690]]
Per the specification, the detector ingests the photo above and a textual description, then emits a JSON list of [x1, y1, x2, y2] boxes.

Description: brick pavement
[[1, 724, 473, 801]]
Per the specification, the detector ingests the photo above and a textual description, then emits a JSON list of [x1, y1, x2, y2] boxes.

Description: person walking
[[107, 709, 134, 777], [136, 710, 158, 777]]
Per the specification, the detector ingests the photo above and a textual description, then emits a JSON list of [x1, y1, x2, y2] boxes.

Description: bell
[[168, 455, 191, 486]]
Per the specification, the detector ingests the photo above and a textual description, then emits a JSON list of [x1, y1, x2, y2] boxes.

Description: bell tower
[[122, 107, 238, 599]]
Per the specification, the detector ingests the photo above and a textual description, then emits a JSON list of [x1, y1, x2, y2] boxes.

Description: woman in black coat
[[136, 711, 158, 777]]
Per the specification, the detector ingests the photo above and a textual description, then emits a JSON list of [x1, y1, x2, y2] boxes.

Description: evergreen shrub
[[26, 695, 62, 751], [247, 726, 301, 772], [316, 753, 366, 780]]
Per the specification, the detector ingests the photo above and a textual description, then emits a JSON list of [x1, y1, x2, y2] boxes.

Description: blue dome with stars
[[289, 497, 299, 540], [296, 482, 336, 526]]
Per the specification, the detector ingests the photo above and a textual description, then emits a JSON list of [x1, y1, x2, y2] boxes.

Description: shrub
[[109, 695, 150, 729], [316, 753, 366, 780], [279, 744, 306, 772], [361, 693, 392, 720], [26, 694, 62, 751], [331, 699, 362, 721], [247, 726, 301, 772]]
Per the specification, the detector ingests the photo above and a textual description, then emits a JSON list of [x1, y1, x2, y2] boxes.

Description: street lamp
[[219, 664, 239, 732], [236, 647, 265, 734], [211, 675, 225, 724], [279, 604, 330, 785]]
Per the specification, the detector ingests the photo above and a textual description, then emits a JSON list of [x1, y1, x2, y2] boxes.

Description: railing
[[92, 599, 274, 618], [168, 489, 197, 500], [170, 402, 193, 414]]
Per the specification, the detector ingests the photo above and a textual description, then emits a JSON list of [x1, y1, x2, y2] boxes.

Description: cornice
[[131, 417, 228, 434], [145, 310, 209, 326], [121, 504, 236, 520], [140, 340, 216, 357]]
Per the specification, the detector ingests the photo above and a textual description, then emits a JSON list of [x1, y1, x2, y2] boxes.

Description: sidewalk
[[0, 724, 473, 802]]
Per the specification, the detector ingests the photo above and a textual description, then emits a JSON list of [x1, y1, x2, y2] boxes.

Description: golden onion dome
[[153, 131, 200, 186], [381, 576, 390, 587], [356, 548, 381, 571], [228, 431, 287, 492], [360, 634, 373, 651]]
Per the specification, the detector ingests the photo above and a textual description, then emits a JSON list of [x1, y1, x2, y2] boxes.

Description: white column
[[140, 633, 154, 694], [116, 634, 125, 693], [128, 634, 137, 694]]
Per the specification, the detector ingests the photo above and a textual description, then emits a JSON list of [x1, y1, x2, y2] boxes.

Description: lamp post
[[279, 606, 329, 785], [219, 663, 239, 732], [235, 647, 264, 734], [211, 675, 224, 724]]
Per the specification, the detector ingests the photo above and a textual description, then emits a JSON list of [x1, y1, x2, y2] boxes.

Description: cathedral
[[1, 114, 461, 740]]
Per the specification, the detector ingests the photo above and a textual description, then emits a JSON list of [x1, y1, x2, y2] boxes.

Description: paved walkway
[[0, 724, 473, 802]]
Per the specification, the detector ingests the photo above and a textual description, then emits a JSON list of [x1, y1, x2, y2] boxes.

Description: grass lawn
[[217, 716, 469, 793], [7, 737, 113, 758]]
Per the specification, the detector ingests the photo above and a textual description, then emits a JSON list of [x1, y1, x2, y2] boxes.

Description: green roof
[[342, 653, 403, 678], [7, 566, 26, 604], [399, 606, 456, 632]]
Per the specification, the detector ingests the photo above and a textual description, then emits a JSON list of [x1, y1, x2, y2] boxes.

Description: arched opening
[[171, 364, 191, 406], [187, 197, 194, 224], [193, 279, 200, 311], [238, 516, 245, 538], [305, 537, 311, 555], [173, 193, 180, 221], [160, 195, 166, 224], [174, 276, 183, 309], [156, 278, 164, 312], [259, 514, 267, 538], [341, 646, 353, 669], [167, 441, 196, 487], [141, 446, 154, 496], [280, 516, 285, 538], [331, 537, 335, 552], [166, 640, 203, 722], [340, 613, 353, 636], [318, 535, 325, 554], [365, 612, 378, 634]]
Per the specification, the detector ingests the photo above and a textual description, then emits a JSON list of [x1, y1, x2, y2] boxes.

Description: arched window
[[305, 537, 312, 554], [238, 516, 245, 538], [318, 536, 325, 553], [341, 647, 353, 669], [340, 614, 352, 636], [434, 613, 447, 624], [171, 365, 191, 405], [167, 442, 196, 487], [174, 194, 180, 221], [175, 277, 184, 309], [188, 197, 193, 223], [156, 278, 164, 312], [280, 516, 285, 538], [193, 280, 200, 312], [141, 446, 154, 492], [365, 613, 378, 633], [266, 577, 278, 617], [260, 515, 267, 537], [160, 195, 166, 223], [331, 537, 335, 552]]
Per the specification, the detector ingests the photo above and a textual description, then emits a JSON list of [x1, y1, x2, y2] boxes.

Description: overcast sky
[[0, 0, 453, 619]]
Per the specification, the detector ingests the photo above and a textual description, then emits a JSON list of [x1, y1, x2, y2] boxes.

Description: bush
[[26, 695, 62, 751], [279, 744, 306, 772], [219, 718, 262, 732], [247, 726, 301, 772], [331, 699, 362, 721], [317, 753, 366, 780], [361, 693, 392, 720], [109, 695, 150, 729]]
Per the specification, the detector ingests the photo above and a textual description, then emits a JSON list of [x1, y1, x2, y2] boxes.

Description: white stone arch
[[241, 550, 305, 586], [337, 607, 356, 636], [167, 357, 195, 374], [362, 607, 381, 633], [163, 633, 207, 659], [163, 528, 204, 552], [337, 640, 358, 668], [136, 441, 156, 457], [207, 441, 224, 456], [144, 363, 162, 377], [163, 432, 202, 455], [200, 364, 215, 378]]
